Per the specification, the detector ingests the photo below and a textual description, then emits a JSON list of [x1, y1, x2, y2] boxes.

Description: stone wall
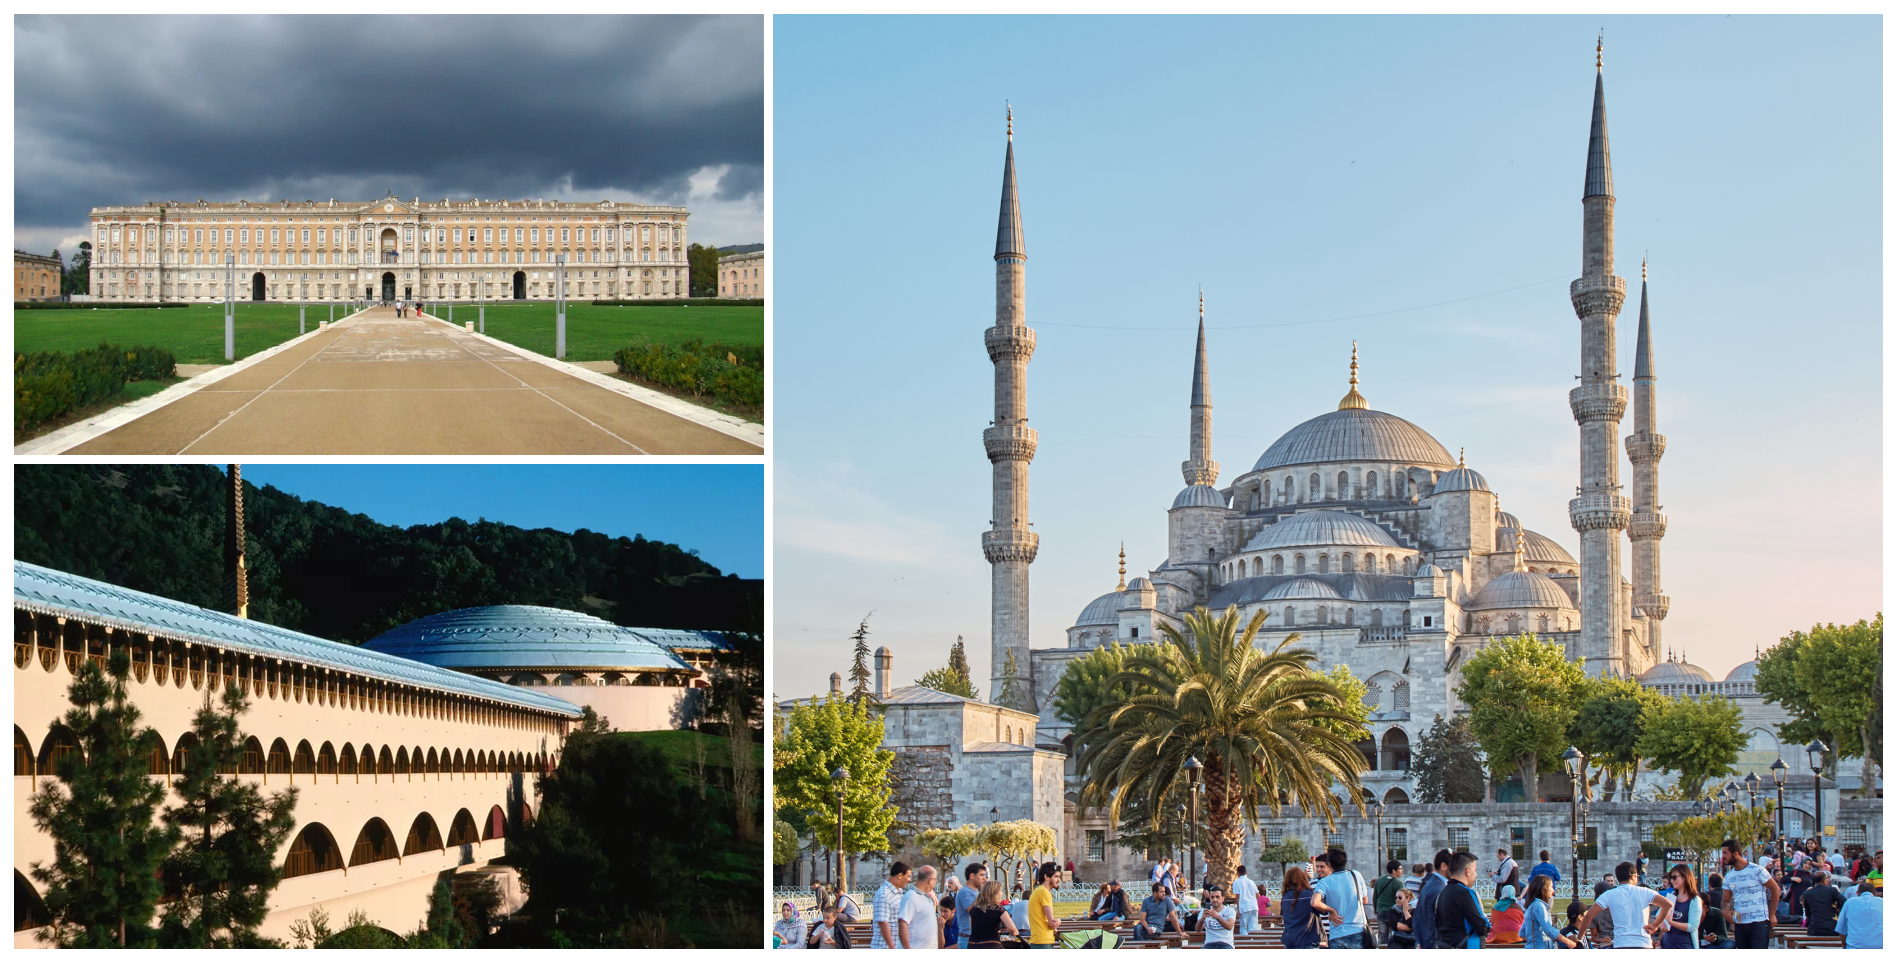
[[888, 745, 954, 847]]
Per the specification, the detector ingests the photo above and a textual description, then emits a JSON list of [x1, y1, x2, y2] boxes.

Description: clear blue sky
[[242, 465, 763, 578], [772, 15, 1882, 700]]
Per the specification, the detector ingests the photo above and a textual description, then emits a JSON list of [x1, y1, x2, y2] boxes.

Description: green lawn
[[458, 302, 763, 362], [615, 727, 764, 771], [15, 304, 358, 365]]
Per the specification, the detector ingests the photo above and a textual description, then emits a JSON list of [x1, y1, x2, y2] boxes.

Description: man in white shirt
[[1152, 857, 1172, 889], [1490, 847, 1519, 893], [897, 865, 942, 949], [1200, 885, 1236, 949], [1576, 861, 1673, 948], [1720, 838, 1781, 949], [1231, 865, 1260, 935]]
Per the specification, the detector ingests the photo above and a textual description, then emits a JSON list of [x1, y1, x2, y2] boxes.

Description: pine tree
[[159, 684, 299, 948], [28, 649, 180, 948], [846, 614, 874, 705], [995, 650, 1026, 711], [1411, 713, 1487, 804], [947, 635, 973, 681]]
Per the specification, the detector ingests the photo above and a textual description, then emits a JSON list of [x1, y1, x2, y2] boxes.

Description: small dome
[[1495, 510, 1521, 529], [1074, 591, 1121, 627], [1431, 464, 1490, 494], [1498, 528, 1579, 566], [1241, 510, 1401, 552], [1469, 571, 1574, 611], [1171, 484, 1227, 510], [1724, 659, 1759, 684], [1127, 577, 1153, 591], [1415, 563, 1441, 577], [1638, 658, 1714, 686], [363, 605, 693, 672], [1261, 578, 1343, 601]]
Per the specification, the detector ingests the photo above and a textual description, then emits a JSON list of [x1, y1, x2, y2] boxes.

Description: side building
[[717, 245, 764, 297], [86, 195, 690, 304], [14, 250, 61, 301]]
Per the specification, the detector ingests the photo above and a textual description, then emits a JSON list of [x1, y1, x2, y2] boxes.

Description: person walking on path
[[1414, 849, 1453, 950], [897, 865, 943, 949], [1027, 861, 1061, 948], [1200, 885, 1237, 949], [1576, 861, 1672, 949], [1720, 839, 1780, 949], [870, 861, 912, 949], [1372, 861, 1404, 943], [1835, 877, 1883, 949], [1529, 849, 1563, 885], [812, 880, 830, 914], [1232, 866, 1260, 935], [1522, 875, 1577, 948], [1434, 852, 1493, 949], [1657, 864, 1703, 949], [1803, 870, 1845, 936], [955, 863, 988, 947]]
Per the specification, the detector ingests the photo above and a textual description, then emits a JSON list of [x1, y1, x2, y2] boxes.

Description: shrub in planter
[[15, 343, 179, 431]]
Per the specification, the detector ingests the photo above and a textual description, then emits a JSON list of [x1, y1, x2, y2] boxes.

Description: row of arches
[[1280, 606, 1411, 628], [281, 805, 518, 879], [17, 725, 550, 784], [15, 612, 562, 735], [1354, 727, 1412, 771], [1474, 613, 1572, 635], [1225, 551, 1418, 581], [1247, 468, 1436, 510]]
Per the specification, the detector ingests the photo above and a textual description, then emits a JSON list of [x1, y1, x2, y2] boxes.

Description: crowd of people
[[772, 842, 1884, 949]]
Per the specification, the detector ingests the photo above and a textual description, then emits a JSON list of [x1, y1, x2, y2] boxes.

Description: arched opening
[[39, 725, 79, 777], [349, 818, 400, 866], [238, 737, 263, 774], [284, 823, 346, 878], [251, 272, 265, 301], [378, 745, 394, 776], [512, 271, 525, 300], [446, 809, 480, 847], [172, 732, 199, 775], [293, 740, 316, 777], [267, 738, 291, 777], [451, 749, 464, 773], [380, 272, 396, 302], [395, 746, 410, 775], [146, 732, 169, 777], [1355, 737, 1379, 770], [425, 747, 439, 777], [16, 870, 51, 932], [484, 804, 507, 840], [1273, 555, 1284, 575], [1383, 787, 1411, 805], [1382, 727, 1412, 771], [317, 742, 337, 777], [339, 743, 356, 778], [380, 228, 399, 264], [403, 813, 444, 856], [15, 726, 35, 778]]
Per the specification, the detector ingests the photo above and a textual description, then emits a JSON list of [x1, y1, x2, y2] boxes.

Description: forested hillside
[[16, 465, 760, 643]]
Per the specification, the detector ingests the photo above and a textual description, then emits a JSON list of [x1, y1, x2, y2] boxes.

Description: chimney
[[874, 646, 893, 699], [829, 672, 842, 697], [227, 464, 248, 619]]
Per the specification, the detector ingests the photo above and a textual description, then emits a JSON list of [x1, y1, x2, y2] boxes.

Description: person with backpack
[[1312, 850, 1373, 948], [1434, 851, 1492, 949]]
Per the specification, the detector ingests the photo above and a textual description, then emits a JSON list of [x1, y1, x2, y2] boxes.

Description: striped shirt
[[870, 881, 902, 948]]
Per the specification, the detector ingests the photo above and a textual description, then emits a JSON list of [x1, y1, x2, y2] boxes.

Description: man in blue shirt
[[954, 862, 987, 949], [1835, 878, 1882, 949], [1415, 848, 1454, 949], [1530, 849, 1563, 885], [1312, 850, 1370, 948]]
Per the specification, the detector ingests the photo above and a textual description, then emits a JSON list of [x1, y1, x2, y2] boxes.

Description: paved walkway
[[54, 307, 762, 455]]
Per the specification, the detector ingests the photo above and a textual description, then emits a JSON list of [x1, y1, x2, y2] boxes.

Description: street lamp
[[555, 254, 567, 359], [990, 806, 999, 825], [1807, 740, 1828, 851], [1562, 746, 1584, 900], [1577, 796, 1591, 891], [1183, 756, 1203, 892], [223, 256, 236, 361], [1771, 758, 1787, 859], [1373, 799, 1388, 873], [831, 766, 849, 899]]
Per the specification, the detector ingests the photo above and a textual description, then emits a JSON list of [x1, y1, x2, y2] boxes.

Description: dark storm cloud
[[14, 14, 762, 249]]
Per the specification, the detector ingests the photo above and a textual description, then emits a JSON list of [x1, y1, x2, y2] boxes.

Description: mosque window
[[1367, 471, 1378, 496], [1294, 554, 1306, 575], [1338, 472, 1349, 497], [1273, 555, 1284, 575], [1402, 609, 1412, 626], [1310, 473, 1322, 500], [1283, 606, 1295, 626], [1262, 479, 1271, 506], [1371, 609, 1384, 626], [1317, 606, 1328, 624], [1317, 554, 1329, 574], [1364, 555, 1377, 575], [1341, 553, 1354, 574], [1237, 560, 1246, 579], [1284, 476, 1295, 501], [1345, 607, 1355, 625]]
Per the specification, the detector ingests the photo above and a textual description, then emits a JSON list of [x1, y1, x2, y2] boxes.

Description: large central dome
[[362, 605, 693, 672], [1253, 408, 1455, 473]]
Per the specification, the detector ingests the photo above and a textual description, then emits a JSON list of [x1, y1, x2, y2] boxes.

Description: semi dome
[[1724, 659, 1760, 684], [1638, 657, 1715, 686], [1252, 408, 1455, 473], [1495, 509, 1521, 529], [1241, 510, 1401, 552], [1469, 571, 1574, 611], [1431, 464, 1490, 494], [1261, 578, 1343, 601], [1172, 484, 1227, 510], [1415, 563, 1441, 577], [363, 605, 693, 672], [1074, 591, 1121, 627], [1497, 528, 1579, 566]]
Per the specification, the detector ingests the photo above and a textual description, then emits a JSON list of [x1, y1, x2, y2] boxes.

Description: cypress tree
[[28, 649, 180, 947], [158, 684, 299, 948], [846, 614, 874, 706]]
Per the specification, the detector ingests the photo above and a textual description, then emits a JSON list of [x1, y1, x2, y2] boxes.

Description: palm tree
[[1075, 606, 1370, 889]]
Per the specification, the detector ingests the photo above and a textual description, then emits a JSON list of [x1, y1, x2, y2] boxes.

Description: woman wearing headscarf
[[1488, 884, 1526, 944], [773, 901, 806, 948]]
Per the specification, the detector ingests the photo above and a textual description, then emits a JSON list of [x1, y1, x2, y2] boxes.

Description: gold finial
[[1596, 29, 1604, 70], [1458, 447, 1466, 468], [1199, 286, 1204, 321], [1007, 103, 1013, 140], [1642, 254, 1648, 281], [1338, 342, 1368, 410], [1117, 544, 1127, 592]]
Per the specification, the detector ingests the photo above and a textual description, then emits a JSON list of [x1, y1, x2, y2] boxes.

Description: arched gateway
[[381, 272, 396, 302], [252, 273, 266, 301]]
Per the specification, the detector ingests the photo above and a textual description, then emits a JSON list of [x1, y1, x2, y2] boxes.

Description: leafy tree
[[403, 878, 470, 949], [27, 650, 180, 948], [1411, 713, 1486, 804], [772, 696, 898, 860], [1569, 676, 1666, 801], [1311, 664, 1372, 739], [977, 820, 1059, 892], [995, 649, 1028, 711], [1453, 633, 1587, 802], [686, 243, 719, 297], [1259, 836, 1310, 877], [159, 684, 299, 948], [846, 615, 874, 705], [774, 819, 803, 868], [1756, 616, 1883, 794], [1076, 606, 1370, 889], [67, 241, 91, 295], [914, 824, 984, 878], [1638, 694, 1749, 799], [1651, 804, 1776, 883], [915, 666, 978, 699], [1052, 640, 1163, 741], [948, 636, 976, 690]]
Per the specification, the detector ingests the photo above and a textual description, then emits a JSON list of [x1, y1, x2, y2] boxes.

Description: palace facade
[[85, 195, 690, 304], [14, 250, 61, 301]]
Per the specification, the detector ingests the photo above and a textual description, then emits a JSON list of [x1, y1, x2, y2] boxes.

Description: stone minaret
[[1183, 290, 1217, 489], [1567, 36, 1632, 676], [226, 464, 249, 619], [984, 106, 1039, 709], [1626, 259, 1669, 662]]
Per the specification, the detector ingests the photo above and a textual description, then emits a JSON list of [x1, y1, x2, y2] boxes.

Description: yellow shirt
[[1030, 884, 1056, 944]]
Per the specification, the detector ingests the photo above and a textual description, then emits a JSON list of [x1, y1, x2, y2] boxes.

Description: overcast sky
[[14, 14, 762, 260]]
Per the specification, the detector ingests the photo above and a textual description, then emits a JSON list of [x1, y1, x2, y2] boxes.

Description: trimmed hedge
[[613, 337, 762, 414], [14, 301, 192, 310], [588, 298, 763, 307], [15, 343, 178, 431]]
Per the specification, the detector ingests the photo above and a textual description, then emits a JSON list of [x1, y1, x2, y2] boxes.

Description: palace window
[[562, 228, 570, 242]]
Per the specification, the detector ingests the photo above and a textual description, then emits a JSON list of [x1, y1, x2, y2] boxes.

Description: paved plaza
[[30, 306, 762, 456]]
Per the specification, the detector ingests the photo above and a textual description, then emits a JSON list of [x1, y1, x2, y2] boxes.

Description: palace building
[[85, 195, 690, 304], [14, 250, 62, 301], [717, 245, 764, 298]]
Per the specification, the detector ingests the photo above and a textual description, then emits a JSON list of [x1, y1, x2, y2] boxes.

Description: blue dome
[[1261, 578, 1344, 601], [1432, 465, 1490, 494], [1171, 484, 1227, 510], [1074, 591, 1121, 627], [363, 605, 693, 672], [1253, 408, 1455, 473], [1240, 510, 1401, 552], [1469, 572, 1574, 611]]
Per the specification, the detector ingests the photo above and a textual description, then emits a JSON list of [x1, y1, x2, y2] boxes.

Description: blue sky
[[242, 465, 763, 578], [771, 15, 1882, 700]]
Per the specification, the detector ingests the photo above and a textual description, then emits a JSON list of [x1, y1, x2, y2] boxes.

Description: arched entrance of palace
[[381, 272, 396, 302], [512, 271, 525, 300], [251, 273, 266, 301]]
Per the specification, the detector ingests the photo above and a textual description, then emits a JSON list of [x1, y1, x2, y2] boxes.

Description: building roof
[[1637, 657, 1715, 686], [1241, 510, 1402, 552], [1252, 407, 1455, 473], [14, 561, 581, 717], [1497, 528, 1579, 566], [362, 605, 695, 673], [1261, 578, 1344, 601], [1495, 509, 1521, 529], [1171, 484, 1227, 510], [1432, 463, 1490, 494], [1074, 591, 1122, 628], [1468, 570, 1575, 611], [1724, 659, 1760, 684]]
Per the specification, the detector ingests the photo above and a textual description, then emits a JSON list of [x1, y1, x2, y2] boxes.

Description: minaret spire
[[226, 464, 248, 619], [984, 106, 1038, 710], [1626, 255, 1670, 664], [1569, 37, 1633, 676], [1117, 544, 1127, 592], [1182, 289, 1217, 487]]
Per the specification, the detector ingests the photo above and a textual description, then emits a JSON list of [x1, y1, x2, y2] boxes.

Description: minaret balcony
[[1636, 594, 1671, 621], [1569, 274, 1626, 317], [1180, 459, 1219, 487], [1569, 383, 1628, 423], [1627, 511, 1668, 540], [983, 424, 1039, 463], [982, 529, 1040, 564], [1625, 433, 1667, 463], [1568, 493, 1632, 532], [983, 324, 1037, 362]]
